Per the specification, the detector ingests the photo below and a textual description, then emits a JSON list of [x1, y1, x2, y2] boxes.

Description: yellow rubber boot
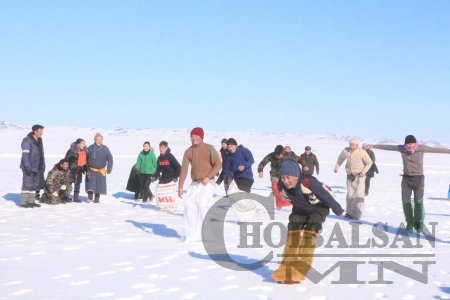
[[272, 230, 303, 283]]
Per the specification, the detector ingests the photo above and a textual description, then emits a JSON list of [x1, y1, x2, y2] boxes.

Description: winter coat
[[85, 144, 113, 194], [299, 152, 320, 175], [219, 148, 229, 172], [20, 132, 46, 191], [280, 177, 344, 216], [126, 166, 142, 193], [225, 145, 254, 181], [134, 150, 157, 175], [257, 152, 284, 179], [44, 164, 72, 195], [373, 144, 450, 176], [156, 149, 181, 184], [65, 142, 88, 183], [335, 147, 373, 176], [278, 158, 344, 216]]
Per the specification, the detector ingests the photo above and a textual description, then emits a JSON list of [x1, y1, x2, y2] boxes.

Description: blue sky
[[1, 1, 449, 142]]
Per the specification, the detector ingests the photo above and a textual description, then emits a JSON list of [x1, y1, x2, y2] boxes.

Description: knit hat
[[32, 124, 44, 132], [190, 127, 204, 140], [305, 146, 311, 151], [279, 158, 301, 177], [404, 135, 417, 144], [227, 138, 237, 146]]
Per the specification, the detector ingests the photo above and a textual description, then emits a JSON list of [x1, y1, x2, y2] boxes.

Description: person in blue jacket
[[20, 124, 46, 208], [272, 157, 345, 284], [224, 138, 255, 193]]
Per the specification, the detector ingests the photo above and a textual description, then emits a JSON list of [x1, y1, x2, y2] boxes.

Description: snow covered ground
[[1, 123, 450, 300]]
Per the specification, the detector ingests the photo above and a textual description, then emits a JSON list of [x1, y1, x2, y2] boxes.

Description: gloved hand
[[60, 185, 67, 191], [334, 167, 339, 173], [107, 170, 112, 175], [52, 192, 58, 197]]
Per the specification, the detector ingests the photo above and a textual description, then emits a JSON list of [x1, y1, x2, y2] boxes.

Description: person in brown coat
[[179, 127, 222, 242]]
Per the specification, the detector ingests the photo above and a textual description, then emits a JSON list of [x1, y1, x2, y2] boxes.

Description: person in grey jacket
[[370, 135, 450, 232], [85, 133, 113, 203], [20, 124, 46, 208]]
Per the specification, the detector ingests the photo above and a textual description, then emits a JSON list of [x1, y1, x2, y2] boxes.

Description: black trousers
[[234, 178, 254, 193], [288, 207, 330, 233], [139, 174, 154, 200], [365, 175, 373, 195]]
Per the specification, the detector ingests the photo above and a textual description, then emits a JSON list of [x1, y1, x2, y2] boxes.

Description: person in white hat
[[334, 137, 373, 220]]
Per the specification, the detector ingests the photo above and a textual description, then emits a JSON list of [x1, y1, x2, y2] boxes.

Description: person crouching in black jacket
[[272, 157, 345, 284]]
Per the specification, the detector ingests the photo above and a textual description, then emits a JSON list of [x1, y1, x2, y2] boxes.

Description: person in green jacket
[[134, 141, 157, 202]]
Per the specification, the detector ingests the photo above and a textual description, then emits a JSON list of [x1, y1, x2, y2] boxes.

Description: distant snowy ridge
[[0, 121, 448, 148]]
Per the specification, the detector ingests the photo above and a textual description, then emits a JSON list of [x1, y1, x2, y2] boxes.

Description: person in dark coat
[[20, 124, 46, 208], [362, 143, 379, 196], [85, 133, 113, 203], [65, 138, 88, 203], [272, 157, 345, 284], [216, 138, 229, 189], [155, 141, 181, 184], [299, 146, 320, 176], [224, 138, 254, 193]]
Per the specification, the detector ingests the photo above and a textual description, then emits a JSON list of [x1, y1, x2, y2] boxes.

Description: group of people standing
[[20, 125, 113, 207]]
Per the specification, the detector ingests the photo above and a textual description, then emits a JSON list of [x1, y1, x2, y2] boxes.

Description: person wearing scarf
[[370, 135, 450, 232]]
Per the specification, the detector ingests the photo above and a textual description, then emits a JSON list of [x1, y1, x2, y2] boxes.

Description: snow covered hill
[[1, 123, 450, 300]]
